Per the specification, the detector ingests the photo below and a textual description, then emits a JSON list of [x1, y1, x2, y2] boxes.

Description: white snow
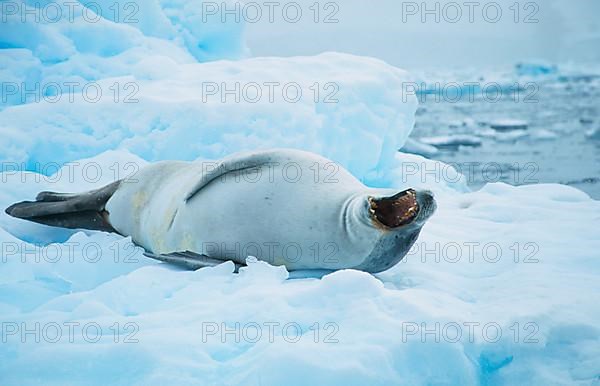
[[1, 2, 599, 386]]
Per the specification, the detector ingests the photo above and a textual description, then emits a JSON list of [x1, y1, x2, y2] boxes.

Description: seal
[[6, 149, 436, 273]]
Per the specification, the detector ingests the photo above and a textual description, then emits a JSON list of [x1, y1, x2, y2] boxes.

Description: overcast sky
[[244, 0, 600, 71]]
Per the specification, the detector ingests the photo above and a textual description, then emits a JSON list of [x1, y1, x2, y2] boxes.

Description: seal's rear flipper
[[143, 251, 244, 272], [5, 181, 121, 233]]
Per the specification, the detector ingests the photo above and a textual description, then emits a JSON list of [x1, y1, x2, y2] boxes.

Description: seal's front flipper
[[143, 250, 244, 272], [185, 149, 294, 202], [5, 181, 121, 232]]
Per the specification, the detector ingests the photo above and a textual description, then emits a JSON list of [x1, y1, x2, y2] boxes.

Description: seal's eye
[[369, 189, 419, 228]]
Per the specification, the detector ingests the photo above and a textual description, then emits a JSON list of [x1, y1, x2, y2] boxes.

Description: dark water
[[411, 72, 600, 199]]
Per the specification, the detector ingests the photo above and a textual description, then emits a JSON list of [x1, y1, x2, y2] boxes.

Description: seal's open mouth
[[369, 189, 419, 229]]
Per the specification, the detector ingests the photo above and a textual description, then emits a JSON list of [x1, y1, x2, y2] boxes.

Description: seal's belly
[[162, 165, 369, 270]]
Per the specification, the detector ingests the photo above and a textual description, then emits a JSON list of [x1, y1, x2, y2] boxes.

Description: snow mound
[[0, 52, 418, 182], [1, 161, 599, 386]]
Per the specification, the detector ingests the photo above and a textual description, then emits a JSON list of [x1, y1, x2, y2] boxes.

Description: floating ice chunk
[[478, 128, 529, 142], [401, 138, 439, 157], [515, 62, 559, 77], [490, 119, 529, 131], [531, 129, 558, 140], [448, 120, 467, 128], [420, 135, 483, 149], [585, 128, 600, 140]]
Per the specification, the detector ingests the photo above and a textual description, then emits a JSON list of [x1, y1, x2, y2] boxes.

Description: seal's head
[[368, 189, 436, 230], [354, 188, 437, 273]]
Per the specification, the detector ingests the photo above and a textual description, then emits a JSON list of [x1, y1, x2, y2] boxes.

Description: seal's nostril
[[415, 190, 437, 220]]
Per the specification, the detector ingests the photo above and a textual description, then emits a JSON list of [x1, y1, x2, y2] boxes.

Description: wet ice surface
[[409, 70, 600, 198]]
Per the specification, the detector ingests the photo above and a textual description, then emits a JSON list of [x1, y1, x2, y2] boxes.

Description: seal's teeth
[[369, 191, 420, 229], [368, 198, 377, 215]]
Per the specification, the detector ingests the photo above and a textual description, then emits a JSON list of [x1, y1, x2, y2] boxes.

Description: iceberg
[[0, 52, 418, 181]]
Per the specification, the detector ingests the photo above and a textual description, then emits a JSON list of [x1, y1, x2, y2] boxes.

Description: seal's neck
[[343, 193, 376, 231]]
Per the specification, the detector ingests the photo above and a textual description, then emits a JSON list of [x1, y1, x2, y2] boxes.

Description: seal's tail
[[5, 181, 121, 233]]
